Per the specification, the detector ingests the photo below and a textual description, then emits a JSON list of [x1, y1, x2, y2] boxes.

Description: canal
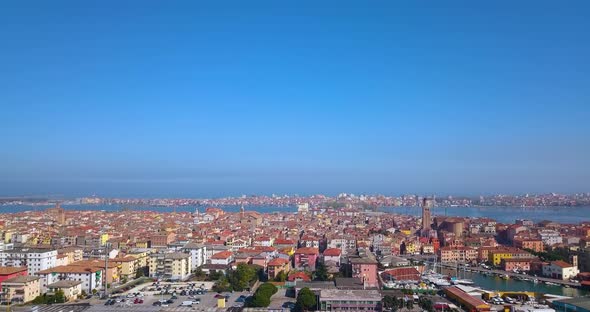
[[441, 269, 588, 297]]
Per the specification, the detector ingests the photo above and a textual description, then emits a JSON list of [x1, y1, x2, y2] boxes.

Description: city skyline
[[2, 1, 590, 197]]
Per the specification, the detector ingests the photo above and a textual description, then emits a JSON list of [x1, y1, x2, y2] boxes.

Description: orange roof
[[287, 272, 311, 281], [323, 248, 342, 257], [38, 265, 102, 274], [295, 247, 319, 255], [211, 251, 233, 259], [0, 267, 27, 275], [552, 260, 573, 268], [268, 258, 289, 266]]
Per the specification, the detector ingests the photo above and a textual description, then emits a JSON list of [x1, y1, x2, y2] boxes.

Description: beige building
[[47, 280, 82, 302], [149, 252, 191, 280], [0, 276, 41, 304]]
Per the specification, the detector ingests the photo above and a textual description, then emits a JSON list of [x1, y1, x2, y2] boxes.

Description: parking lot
[[84, 281, 251, 312]]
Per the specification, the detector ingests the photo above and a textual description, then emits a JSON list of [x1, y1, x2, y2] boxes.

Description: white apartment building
[[182, 243, 206, 270], [0, 248, 58, 275], [539, 230, 563, 246], [35, 265, 103, 294]]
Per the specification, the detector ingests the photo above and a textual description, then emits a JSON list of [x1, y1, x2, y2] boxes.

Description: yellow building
[[489, 251, 513, 266], [0, 276, 41, 304], [149, 253, 191, 280], [400, 229, 412, 236], [100, 233, 109, 246]]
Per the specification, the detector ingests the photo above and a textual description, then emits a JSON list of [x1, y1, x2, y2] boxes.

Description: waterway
[[441, 268, 588, 297]]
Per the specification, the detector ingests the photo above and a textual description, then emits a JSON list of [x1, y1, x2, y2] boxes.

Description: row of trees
[[248, 282, 278, 307]]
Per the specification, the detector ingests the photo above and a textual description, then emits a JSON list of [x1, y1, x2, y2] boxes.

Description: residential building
[[0, 247, 58, 275], [148, 252, 191, 281], [349, 256, 379, 288], [36, 265, 103, 294], [267, 258, 290, 280], [542, 261, 580, 280], [0, 276, 41, 304], [294, 247, 319, 271], [0, 267, 28, 288], [182, 243, 206, 270], [47, 280, 82, 302]]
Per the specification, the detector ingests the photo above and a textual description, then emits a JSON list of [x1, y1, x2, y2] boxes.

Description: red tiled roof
[[287, 272, 311, 281], [268, 258, 289, 266], [323, 248, 341, 257], [211, 251, 233, 259], [295, 247, 319, 255]]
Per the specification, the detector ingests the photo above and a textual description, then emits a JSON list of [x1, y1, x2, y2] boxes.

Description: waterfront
[[441, 268, 588, 297], [2, 204, 590, 224]]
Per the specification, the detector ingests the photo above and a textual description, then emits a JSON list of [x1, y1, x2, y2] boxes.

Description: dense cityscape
[[0, 197, 589, 311], [3, 192, 590, 208], [3, 1, 590, 312]]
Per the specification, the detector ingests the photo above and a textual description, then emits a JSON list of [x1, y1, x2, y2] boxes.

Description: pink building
[[350, 257, 379, 288], [294, 247, 319, 271], [501, 258, 533, 272]]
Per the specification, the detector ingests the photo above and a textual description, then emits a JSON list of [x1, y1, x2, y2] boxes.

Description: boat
[[501, 274, 510, 280]]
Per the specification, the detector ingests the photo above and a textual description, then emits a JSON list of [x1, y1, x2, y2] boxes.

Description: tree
[[383, 295, 400, 311], [314, 262, 329, 281], [54, 289, 66, 303], [248, 282, 277, 308], [405, 300, 414, 310], [274, 271, 288, 282], [419, 296, 434, 312], [296, 287, 317, 311]]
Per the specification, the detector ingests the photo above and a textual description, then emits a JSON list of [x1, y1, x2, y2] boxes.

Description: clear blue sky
[[1, 1, 589, 197]]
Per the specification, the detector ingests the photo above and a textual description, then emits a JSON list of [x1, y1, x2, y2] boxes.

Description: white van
[[181, 301, 193, 306]]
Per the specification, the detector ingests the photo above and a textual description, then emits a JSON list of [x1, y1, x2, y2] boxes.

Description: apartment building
[[149, 252, 191, 281], [0, 247, 57, 275]]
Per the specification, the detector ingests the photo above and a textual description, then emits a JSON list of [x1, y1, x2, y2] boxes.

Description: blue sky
[[1, 1, 589, 197]]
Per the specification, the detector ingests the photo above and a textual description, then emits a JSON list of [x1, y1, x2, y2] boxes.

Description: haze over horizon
[[2, 1, 589, 197]]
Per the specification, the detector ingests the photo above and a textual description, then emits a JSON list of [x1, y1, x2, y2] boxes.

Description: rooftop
[[320, 289, 382, 301]]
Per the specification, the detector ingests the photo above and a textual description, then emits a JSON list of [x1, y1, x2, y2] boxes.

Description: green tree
[[54, 289, 66, 303], [383, 295, 400, 311], [248, 282, 277, 307], [406, 300, 414, 310], [418, 296, 434, 312], [274, 271, 288, 282], [296, 287, 317, 311], [314, 262, 329, 281]]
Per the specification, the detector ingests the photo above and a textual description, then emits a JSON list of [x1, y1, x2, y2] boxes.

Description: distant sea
[[1, 204, 589, 224]]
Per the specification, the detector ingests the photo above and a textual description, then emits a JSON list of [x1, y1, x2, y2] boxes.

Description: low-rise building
[[542, 260, 579, 280], [0, 276, 41, 304], [47, 280, 82, 302], [319, 289, 382, 311]]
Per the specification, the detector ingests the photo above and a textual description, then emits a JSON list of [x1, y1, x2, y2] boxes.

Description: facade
[[149, 252, 191, 280], [488, 248, 531, 266], [294, 247, 319, 271], [513, 239, 544, 252], [501, 258, 534, 272], [542, 261, 580, 280], [323, 248, 342, 266], [35, 265, 102, 294], [47, 280, 82, 302], [0, 276, 41, 304], [210, 251, 234, 266], [349, 257, 379, 288], [267, 258, 291, 280], [0, 247, 58, 275], [182, 243, 206, 270], [440, 247, 477, 263], [319, 289, 382, 311], [0, 267, 28, 288]]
